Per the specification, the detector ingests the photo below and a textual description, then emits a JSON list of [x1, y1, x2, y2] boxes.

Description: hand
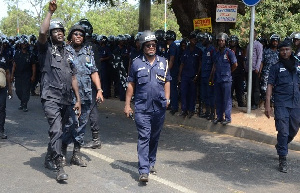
[[10, 76, 14, 83], [124, 105, 133, 118], [264, 105, 272, 119], [96, 91, 104, 103], [49, 0, 57, 14], [73, 101, 81, 117], [30, 76, 35, 83], [7, 88, 13, 98]]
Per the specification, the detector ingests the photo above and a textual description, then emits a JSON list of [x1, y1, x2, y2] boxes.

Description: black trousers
[[0, 87, 7, 133]]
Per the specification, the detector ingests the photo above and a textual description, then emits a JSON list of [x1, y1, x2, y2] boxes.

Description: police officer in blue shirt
[[62, 24, 104, 167], [265, 40, 300, 173], [210, 32, 238, 125], [0, 43, 12, 139], [124, 30, 171, 182], [38, 0, 81, 181], [199, 33, 216, 120], [165, 30, 179, 115], [178, 31, 200, 118]]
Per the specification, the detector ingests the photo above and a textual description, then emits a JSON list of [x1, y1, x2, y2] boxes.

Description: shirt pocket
[[278, 71, 290, 85], [137, 69, 149, 84]]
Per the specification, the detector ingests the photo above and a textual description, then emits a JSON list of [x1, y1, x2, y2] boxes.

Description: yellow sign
[[193, 18, 212, 33]]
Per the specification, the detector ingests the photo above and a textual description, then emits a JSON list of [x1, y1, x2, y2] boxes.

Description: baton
[[129, 112, 134, 121]]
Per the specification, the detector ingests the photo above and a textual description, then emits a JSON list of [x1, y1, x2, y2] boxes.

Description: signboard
[[242, 0, 261, 6], [193, 18, 212, 33], [216, 4, 238, 23]]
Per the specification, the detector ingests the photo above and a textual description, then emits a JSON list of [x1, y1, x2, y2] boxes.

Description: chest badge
[[224, 54, 228, 60], [159, 62, 165, 70], [207, 52, 210, 57], [86, 56, 91, 63]]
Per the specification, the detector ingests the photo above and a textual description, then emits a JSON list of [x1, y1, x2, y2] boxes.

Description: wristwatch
[[167, 99, 171, 103], [97, 88, 103, 92]]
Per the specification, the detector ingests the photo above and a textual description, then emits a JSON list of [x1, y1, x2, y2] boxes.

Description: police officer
[[128, 32, 143, 74], [29, 34, 40, 96], [260, 34, 279, 102], [265, 40, 300, 173], [97, 35, 112, 99], [124, 30, 171, 182], [178, 31, 200, 118], [11, 37, 36, 112], [210, 32, 238, 125], [165, 30, 179, 115], [291, 32, 300, 59], [229, 35, 246, 107], [38, 0, 81, 181], [77, 19, 103, 149], [155, 29, 167, 58], [62, 24, 104, 167], [199, 33, 216, 119], [0, 39, 12, 139]]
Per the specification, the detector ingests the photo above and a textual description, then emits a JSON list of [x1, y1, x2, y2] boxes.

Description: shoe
[[207, 113, 215, 120], [70, 154, 87, 167], [0, 132, 7, 139], [83, 140, 102, 149], [222, 120, 231, 125], [18, 104, 23, 110], [23, 107, 28, 112], [251, 105, 258, 110], [279, 156, 287, 173], [187, 111, 195, 119], [150, 166, 157, 175], [44, 154, 58, 171], [213, 119, 223, 124], [139, 173, 149, 182], [55, 156, 68, 181], [180, 111, 188, 118], [169, 109, 178, 115]]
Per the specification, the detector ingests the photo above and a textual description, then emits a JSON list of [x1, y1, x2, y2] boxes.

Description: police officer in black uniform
[[0, 39, 12, 139], [77, 19, 103, 149], [38, 0, 81, 181], [124, 30, 171, 182], [265, 40, 300, 173], [11, 36, 36, 112]]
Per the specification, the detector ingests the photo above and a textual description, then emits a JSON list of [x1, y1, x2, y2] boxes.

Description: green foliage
[[0, 5, 39, 36], [231, 0, 300, 47]]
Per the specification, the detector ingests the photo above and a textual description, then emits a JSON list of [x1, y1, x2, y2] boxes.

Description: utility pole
[[17, 0, 20, 35]]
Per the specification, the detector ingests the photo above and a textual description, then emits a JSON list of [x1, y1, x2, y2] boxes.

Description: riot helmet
[[78, 19, 93, 37], [155, 29, 165, 41], [139, 30, 157, 47], [270, 34, 280, 42], [49, 18, 65, 35], [216, 32, 228, 41], [67, 24, 86, 41], [165, 30, 176, 40]]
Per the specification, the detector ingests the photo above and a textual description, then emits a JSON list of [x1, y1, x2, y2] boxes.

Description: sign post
[[243, 0, 261, 114]]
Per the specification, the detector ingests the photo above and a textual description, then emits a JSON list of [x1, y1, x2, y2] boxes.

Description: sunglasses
[[145, 43, 157, 48], [73, 32, 84, 37]]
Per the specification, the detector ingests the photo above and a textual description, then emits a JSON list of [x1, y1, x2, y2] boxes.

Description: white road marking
[[81, 149, 197, 193]]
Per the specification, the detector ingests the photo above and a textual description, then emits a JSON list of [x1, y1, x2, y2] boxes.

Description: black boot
[[197, 102, 205, 117], [83, 132, 102, 149], [61, 143, 68, 167], [201, 108, 210, 119], [207, 107, 215, 120], [70, 142, 87, 167], [55, 156, 68, 181], [44, 144, 57, 171], [279, 156, 287, 173]]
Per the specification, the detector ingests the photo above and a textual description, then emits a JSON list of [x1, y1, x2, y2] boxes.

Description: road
[[0, 95, 300, 193]]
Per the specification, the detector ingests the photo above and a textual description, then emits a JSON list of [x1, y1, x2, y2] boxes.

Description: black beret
[[278, 39, 292, 49]]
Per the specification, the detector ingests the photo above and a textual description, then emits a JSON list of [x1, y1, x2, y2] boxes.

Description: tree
[[0, 5, 39, 36], [230, 0, 300, 47]]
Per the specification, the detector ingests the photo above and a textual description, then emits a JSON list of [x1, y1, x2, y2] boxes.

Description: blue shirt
[[98, 45, 112, 70], [180, 46, 200, 78], [214, 48, 237, 83], [268, 59, 300, 108], [128, 55, 171, 113], [200, 45, 216, 78], [165, 41, 179, 77]]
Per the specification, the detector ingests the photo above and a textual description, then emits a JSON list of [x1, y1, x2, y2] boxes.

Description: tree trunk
[[171, 0, 245, 37], [138, 0, 151, 31]]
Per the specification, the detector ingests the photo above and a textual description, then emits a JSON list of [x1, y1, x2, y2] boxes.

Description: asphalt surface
[[1, 95, 300, 193]]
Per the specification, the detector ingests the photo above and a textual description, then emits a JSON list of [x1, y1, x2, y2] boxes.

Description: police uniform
[[128, 55, 171, 175], [62, 45, 97, 146], [13, 49, 35, 109], [165, 41, 180, 112], [38, 41, 75, 158], [0, 54, 9, 137], [214, 48, 237, 122], [99, 45, 112, 98], [268, 58, 300, 157], [180, 45, 200, 114], [200, 45, 216, 116], [260, 48, 279, 100]]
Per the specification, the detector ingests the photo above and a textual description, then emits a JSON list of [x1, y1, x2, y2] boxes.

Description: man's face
[[279, 46, 292, 60], [218, 39, 226, 48], [229, 40, 237, 48], [189, 38, 196, 46], [51, 28, 64, 43], [294, 39, 300, 47], [71, 30, 84, 46], [143, 40, 156, 56], [271, 40, 278, 48]]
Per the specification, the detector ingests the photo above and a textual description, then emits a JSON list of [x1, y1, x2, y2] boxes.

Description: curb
[[100, 99, 300, 152]]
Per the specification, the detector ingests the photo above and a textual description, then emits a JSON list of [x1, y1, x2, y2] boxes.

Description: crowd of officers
[[1, 0, 300, 181]]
